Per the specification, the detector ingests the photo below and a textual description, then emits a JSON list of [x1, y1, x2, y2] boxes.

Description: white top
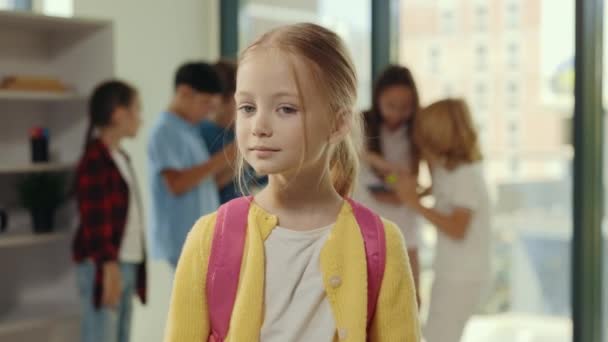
[[111, 150, 145, 263], [261, 224, 335, 342], [431, 162, 491, 281], [354, 125, 420, 247]]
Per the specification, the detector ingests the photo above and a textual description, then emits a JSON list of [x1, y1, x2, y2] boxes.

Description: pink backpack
[[206, 196, 386, 342]]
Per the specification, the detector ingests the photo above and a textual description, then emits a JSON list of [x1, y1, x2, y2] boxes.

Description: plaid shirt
[[73, 139, 147, 308]]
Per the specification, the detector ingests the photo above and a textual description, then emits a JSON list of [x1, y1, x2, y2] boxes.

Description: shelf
[[0, 231, 70, 248], [0, 10, 108, 34], [0, 301, 78, 335], [0, 162, 74, 174], [0, 90, 84, 102]]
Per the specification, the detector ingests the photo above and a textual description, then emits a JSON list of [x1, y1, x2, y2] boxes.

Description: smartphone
[[367, 183, 393, 194]]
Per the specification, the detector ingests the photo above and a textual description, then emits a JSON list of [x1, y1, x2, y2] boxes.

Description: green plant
[[17, 173, 67, 211]]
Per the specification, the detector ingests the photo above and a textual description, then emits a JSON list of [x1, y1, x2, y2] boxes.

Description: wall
[[73, 1, 219, 341]]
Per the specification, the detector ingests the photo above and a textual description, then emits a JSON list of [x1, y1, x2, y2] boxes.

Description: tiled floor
[[461, 314, 571, 342]]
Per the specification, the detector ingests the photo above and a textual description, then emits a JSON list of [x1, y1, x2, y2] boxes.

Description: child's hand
[[102, 261, 122, 308], [393, 173, 420, 208], [367, 152, 407, 175]]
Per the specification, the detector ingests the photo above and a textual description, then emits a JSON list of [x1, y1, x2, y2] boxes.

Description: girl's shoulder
[[437, 161, 484, 179], [379, 217, 408, 252], [180, 212, 220, 263], [454, 161, 485, 182], [189, 211, 219, 242], [77, 140, 111, 171], [376, 217, 411, 275]]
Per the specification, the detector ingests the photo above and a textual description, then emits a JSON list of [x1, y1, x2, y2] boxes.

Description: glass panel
[[0, 0, 32, 11], [239, 0, 372, 108], [400, 0, 574, 341]]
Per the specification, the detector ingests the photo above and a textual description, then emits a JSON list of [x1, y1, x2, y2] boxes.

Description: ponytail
[[330, 138, 359, 197], [329, 110, 363, 197], [82, 80, 137, 152], [82, 121, 95, 152]]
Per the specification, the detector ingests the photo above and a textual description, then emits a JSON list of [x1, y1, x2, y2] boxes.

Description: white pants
[[423, 277, 487, 342]]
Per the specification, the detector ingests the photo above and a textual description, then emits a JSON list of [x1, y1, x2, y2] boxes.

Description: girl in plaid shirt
[[73, 80, 147, 342]]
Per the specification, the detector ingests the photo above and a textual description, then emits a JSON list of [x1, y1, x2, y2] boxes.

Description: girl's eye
[[238, 105, 256, 114], [278, 106, 298, 115]]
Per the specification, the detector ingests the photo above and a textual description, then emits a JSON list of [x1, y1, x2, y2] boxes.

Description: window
[[507, 41, 519, 68], [442, 83, 454, 97], [506, 80, 520, 109], [507, 120, 520, 148], [401, 0, 574, 339], [475, 3, 489, 31], [440, 9, 456, 33], [430, 45, 441, 73], [476, 81, 487, 96], [509, 157, 521, 176], [476, 43, 488, 70], [474, 86, 488, 111], [505, 0, 520, 28]]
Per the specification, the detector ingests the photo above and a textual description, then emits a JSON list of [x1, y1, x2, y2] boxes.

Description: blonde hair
[[236, 23, 362, 197], [413, 98, 482, 170]]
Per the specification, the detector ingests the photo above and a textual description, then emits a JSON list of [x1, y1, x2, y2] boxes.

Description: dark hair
[[83, 80, 137, 149], [214, 59, 237, 99], [364, 65, 421, 173], [175, 61, 223, 94]]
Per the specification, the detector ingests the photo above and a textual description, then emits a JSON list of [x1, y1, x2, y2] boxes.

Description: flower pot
[[30, 208, 55, 234]]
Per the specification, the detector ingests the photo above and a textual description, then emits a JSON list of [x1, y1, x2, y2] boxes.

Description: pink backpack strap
[[206, 196, 252, 342], [346, 198, 387, 330]]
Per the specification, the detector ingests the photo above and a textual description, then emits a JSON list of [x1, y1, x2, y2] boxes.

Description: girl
[[354, 65, 422, 302], [165, 23, 420, 341], [394, 99, 491, 342], [73, 80, 146, 342]]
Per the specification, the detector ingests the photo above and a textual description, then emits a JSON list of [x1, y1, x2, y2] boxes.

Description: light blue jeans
[[76, 260, 137, 342]]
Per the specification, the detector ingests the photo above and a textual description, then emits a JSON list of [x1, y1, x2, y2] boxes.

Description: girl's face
[[235, 49, 337, 177], [114, 95, 142, 138], [378, 85, 415, 129]]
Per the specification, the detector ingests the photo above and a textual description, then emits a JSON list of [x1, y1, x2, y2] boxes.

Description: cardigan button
[[329, 275, 342, 288], [338, 328, 348, 340]]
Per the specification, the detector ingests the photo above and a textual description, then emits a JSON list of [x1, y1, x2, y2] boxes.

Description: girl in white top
[[355, 65, 422, 301], [74, 80, 146, 342], [394, 98, 491, 342]]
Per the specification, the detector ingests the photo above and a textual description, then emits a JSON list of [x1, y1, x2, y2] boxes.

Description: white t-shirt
[[261, 224, 335, 342], [354, 125, 420, 247], [431, 162, 491, 281], [111, 150, 145, 263]]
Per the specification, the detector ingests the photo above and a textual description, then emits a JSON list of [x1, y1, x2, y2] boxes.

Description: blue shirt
[[148, 112, 220, 265], [199, 120, 239, 204]]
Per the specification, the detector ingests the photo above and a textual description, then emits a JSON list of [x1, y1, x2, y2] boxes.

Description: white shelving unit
[[0, 230, 70, 248], [0, 162, 74, 174], [0, 90, 84, 102], [0, 9, 114, 341]]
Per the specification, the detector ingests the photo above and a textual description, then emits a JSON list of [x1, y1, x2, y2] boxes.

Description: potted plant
[[17, 173, 67, 234]]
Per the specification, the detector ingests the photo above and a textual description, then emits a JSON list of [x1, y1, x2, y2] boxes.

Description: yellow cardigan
[[165, 201, 420, 341]]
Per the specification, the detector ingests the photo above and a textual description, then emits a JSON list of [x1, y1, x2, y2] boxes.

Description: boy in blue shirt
[[148, 62, 236, 268], [200, 60, 266, 203], [200, 60, 239, 203]]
